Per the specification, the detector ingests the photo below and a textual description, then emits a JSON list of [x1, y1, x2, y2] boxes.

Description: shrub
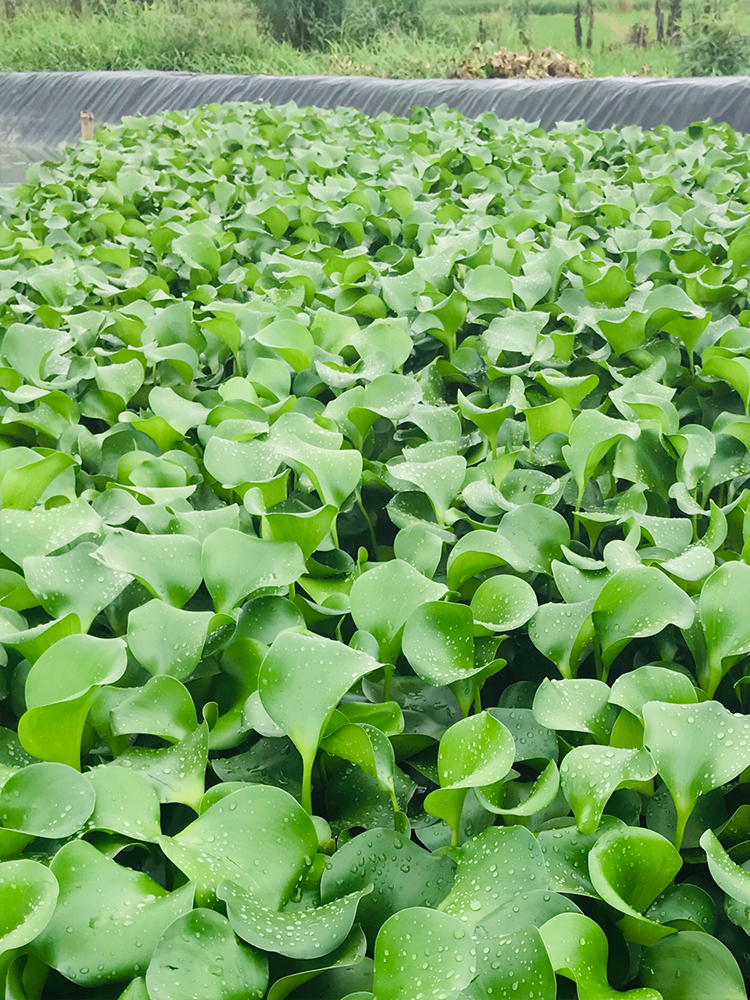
[[341, 0, 424, 44], [676, 1, 750, 76], [253, 0, 423, 49]]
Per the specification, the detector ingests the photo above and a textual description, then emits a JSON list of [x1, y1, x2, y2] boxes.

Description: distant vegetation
[[0, 0, 747, 77]]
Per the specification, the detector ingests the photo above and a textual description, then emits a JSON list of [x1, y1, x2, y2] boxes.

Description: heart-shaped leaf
[[561, 746, 656, 833], [350, 560, 446, 664], [460, 926, 556, 1000], [0, 762, 95, 837], [202, 528, 306, 614], [643, 700, 750, 848], [259, 631, 381, 813]]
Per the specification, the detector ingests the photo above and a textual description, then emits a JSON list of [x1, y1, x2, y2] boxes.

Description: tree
[[575, 2, 583, 47], [586, 0, 594, 48]]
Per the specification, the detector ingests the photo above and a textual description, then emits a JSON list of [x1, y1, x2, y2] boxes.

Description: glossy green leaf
[[158, 784, 317, 908], [561, 746, 655, 833], [146, 908, 268, 1000], [202, 528, 305, 614], [592, 566, 695, 669], [460, 926, 556, 1000], [0, 860, 58, 957], [401, 601, 480, 686], [588, 825, 682, 944], [469, 575, 538, 632], [641, 932, 745, 1000], [319, 828, 455, 947], [30, 840, 194, 988], [259, 631, 380, 812], [220, 878, 370, 959], [540, 912, 660, 1000], [643, 700, 750, 848], [19, 634, 127, 768], [0, 762, 95, 837], [373, 908, 475, 1000], [439, 826, 548, 927], [350, 560, 446, 663]]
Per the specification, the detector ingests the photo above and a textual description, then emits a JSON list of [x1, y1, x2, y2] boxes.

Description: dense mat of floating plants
[[3, 101, 750, 1000]]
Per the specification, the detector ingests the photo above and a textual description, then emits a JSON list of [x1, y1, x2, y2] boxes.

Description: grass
[[0, 0, 747, 77]]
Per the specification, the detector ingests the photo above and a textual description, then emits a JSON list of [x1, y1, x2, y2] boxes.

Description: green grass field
[[0, 0, 747, 77]]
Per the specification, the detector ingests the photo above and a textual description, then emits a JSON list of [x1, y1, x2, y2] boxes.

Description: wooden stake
[[80, 110, 95, 142]]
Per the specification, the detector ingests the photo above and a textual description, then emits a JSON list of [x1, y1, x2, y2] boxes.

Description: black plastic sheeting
[[2, 70, 750, 184]]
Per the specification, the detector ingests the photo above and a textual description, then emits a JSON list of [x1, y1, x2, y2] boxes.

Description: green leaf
[[95, 529, 203, 608], [643, 700, 750, 849], [373, 908, 475, 1000], [478, 758, 560, 817], [202, 528, 305, 614], [109, 675, 199, 743], [439, 826, 548, 928], [265, 927, 367, 1000], [402, 601, 479, 686], [85, 767, 162, 841], [30, 840, 194, 988], [319, 828, 455, 947], [469, 575, 538, 632], [172, 232, 221, 275], [699, 561, 750, 695], [259, 631, 380, 813], [425, 712, 514, 844], [528, 598, 595, 678], [111, 721, 209, 810], [350, 560, 446, 663], [460, 926, 556, 1000], [220, 878, 370, 959], [533, 678, 616, 743], [540, 912, 660, 1000], [609, 665, 697, 721], [562, 410, 640, 505], [0, 762, 94, 837], [0, 859, 58, 956], [126, 600, 215, 679], [700, 828, 750, 906], [561, 746, 655, 833], [159, 784, 317, 908], [24, 541, 131, 630], [592, 566, 695, 669], [19, 634, 127, 768], [146, 909, 267, 1000], [588, 825, 682, 945], [641, 932, 746, 1000]]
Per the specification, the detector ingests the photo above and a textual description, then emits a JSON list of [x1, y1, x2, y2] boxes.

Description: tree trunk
[[655, 0, 664, 43], [667, 0, 681, 44], [575, 3, 582, 47], [586, 0, 594, 49]]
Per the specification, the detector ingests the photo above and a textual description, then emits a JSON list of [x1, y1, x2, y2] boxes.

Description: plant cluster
[[2, 101, 750, 998], [676, 0, 750, 77], [251, 0, 424, 50]]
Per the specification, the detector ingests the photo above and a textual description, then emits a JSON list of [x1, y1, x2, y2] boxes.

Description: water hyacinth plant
[[1, 100, 750, 997]]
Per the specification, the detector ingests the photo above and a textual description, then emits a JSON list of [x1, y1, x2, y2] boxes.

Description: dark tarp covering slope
[[2, 70, 750, 184]]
